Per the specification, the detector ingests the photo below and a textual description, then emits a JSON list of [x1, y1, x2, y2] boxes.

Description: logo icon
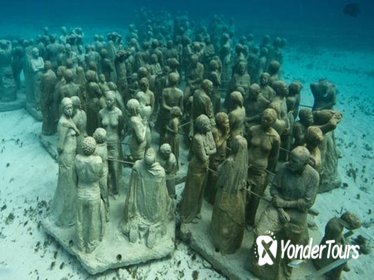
[[256, 233, 278, 266]]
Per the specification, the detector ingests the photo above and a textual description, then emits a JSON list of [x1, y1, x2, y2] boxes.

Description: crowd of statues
[[4, 10, 362, 279]]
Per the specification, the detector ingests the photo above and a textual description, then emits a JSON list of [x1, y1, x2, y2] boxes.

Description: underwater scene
[[0, 0, 373, 279]]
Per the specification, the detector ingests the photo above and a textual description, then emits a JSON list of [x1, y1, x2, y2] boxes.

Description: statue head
[[144, 148, 156, 167], [248, 83, 261, 99], [230, 91, 244, 107], [61, 97, 73, 117], [82, 137, 96, 156], [86, 70, 97, 82], [272, 80, 288, 97], [237, 61, 246, 74], [299, 109, 314, 126], [71, 96, 81, 110], [135, 91, 147, 105], [63, 69, 74, 83], [261, 108, 277, 129], [170, 106, 182, 118], [126, 98, 140, 115], [201, 79, 213, 94], [340, 212, 361, 230], [168, 72, 179, 86], [288, 146, 311, 173], [268, 60, 281, 74], [93, 128, 107, 144], [31, 47, 39, 58], [107, 81, 117, 91], [98, 73, 106, 83], [105, 91, 116, 109], [289, 81, 303, 96], [160, 143, 172, 158], [195, 114, 211, 134], [215, 112, 229, 134], [260, 72, 270, 86], [139, 77, 149, 91]]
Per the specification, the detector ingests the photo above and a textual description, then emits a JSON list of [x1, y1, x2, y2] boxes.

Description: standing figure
[[210, 135, 248, 254], [71, 96, 87, 154], [29, 48, 45, 109], [179, 114, 216, 223], [164, 106, 182, 164], [98, 91, 124, 195], [0, 40, 17, 102], [85, 70, 102, 135], [250, 146, 319, 280], [59, 69, 81, 98], [75, 136, 105, 253], [121, 148, 174, 248], [93, 128, 109, 221], [228, 91, 246, 139], [205, 112, 230, 204], [127, 99, 147, 161], [158, 143, 178, 198], [52, 97, 79, 227], [246, 108, 280, 227], [270, 80, 291, 161], [157, 72, 183, 141], [40, 61, 57, 135]]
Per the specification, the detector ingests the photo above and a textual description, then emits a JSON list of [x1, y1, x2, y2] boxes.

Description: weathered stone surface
[[0, 94, 25, 112], [43, 193, 175, 275], [180, 200, 321, 280]]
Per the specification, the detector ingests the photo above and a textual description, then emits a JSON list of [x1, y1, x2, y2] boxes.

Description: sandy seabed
[[0, 42, 373, 280]]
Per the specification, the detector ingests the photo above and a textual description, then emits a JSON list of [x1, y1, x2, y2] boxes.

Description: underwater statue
[[52, 97, 79, 227], [127, 98, 147, 161], [246, 108, 280, 227], [205, 112, 230, 204], [210, 135, 248, 254], [311, 79, 336, 111], [249, 146, 319, 280], [98, 91, 124, 195], [313, 211, 361, 280], [121, 148, 174, 248], [0, 40, 17, 102], [158, 143, 178, 198], [75, 136, 105, 253], [93, 128, 110, 221], [179, 114, 216, 223], [40, 61, 57, 135]]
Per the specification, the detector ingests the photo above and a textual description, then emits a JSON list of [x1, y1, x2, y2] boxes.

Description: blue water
[[1, 0, 373, 49]]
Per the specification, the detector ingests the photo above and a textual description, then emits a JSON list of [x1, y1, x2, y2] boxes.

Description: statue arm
[[132, 119, 146, 143], [268, 134, 280, 172], [193, 135, 209, 163], [161, 91, 172, 111], [57, 123, 68, 153]]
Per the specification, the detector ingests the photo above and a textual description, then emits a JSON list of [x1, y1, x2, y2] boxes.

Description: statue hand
[[278, 209, 290, 224], [272, 196, 286, 208], [296, 199, 308, 212]]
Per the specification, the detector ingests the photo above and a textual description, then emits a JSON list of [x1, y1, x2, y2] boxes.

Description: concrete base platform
[[39, 134, 58, 162], [43, 193, 175, 275], [0, 94, 25, 112], [180, 201, 322, 280]]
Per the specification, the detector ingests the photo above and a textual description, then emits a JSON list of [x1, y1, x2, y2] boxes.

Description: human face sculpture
[[261, 109, 276, 129], [106, 95, 115, 109], [64, 104, 73, 117], [144, 149, 156, 166]]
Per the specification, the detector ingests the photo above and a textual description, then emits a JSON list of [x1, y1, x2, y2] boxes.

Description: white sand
[[0, 45, 373, 279]]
